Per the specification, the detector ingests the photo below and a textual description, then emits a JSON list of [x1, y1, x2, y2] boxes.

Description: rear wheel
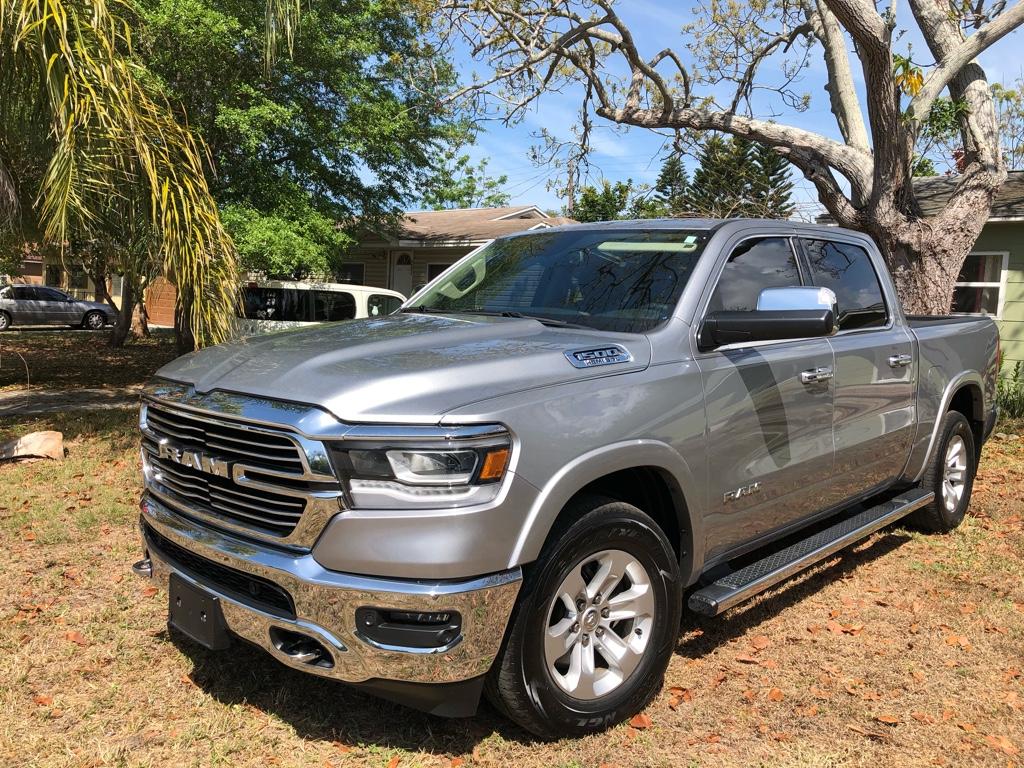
[[0, 311, 10, 331], [910, 411, 977, 533], [486, 497, 681, 739], [82, 310, 105, 330]]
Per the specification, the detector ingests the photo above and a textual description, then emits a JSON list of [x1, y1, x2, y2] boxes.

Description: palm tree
[[0, 0, 237, 348]]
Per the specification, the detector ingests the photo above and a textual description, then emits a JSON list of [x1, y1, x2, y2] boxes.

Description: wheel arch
[[912, 371, 986, 482], [509, 441, 704, 585]]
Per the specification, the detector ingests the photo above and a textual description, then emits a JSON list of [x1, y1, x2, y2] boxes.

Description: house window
[[335, 263, 365, 285], [952, 252, 1009, 317], [45, 265, 62, 287]]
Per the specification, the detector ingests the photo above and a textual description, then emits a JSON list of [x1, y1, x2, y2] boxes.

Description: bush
[[997, 361, 1024, 419]]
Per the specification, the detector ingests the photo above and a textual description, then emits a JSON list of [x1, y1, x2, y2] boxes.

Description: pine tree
[[750, 142, 795, 218], [686, 136, 794, 219], [652, 155, 689, 216], [687, 136, 749, 217]]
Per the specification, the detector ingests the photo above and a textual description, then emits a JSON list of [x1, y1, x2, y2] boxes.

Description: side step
[[688, 489, 934, 617]]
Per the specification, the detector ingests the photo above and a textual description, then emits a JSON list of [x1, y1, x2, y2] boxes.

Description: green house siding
[[971, 222, 1024, 370]]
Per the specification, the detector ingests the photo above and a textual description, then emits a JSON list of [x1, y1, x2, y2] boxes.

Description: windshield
[[409, 229, 710, 333]]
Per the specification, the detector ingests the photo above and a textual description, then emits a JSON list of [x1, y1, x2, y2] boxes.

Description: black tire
[[485, 496, 681, 739], [82, 310, 105, 330], [909, 411, 976, 533], [0, 311, 10, 331]]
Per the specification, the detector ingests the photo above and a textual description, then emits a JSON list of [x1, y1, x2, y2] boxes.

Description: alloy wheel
[[942, 435, 968, 513], [543, 549, 655, 700]]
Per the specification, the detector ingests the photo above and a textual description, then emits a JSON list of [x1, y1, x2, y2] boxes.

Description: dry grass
[[0, 331, 178, 391], [0, 412, 1022, 768]]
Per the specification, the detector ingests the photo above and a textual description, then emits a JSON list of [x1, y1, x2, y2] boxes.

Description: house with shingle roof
[[343, 205, 575, 296]]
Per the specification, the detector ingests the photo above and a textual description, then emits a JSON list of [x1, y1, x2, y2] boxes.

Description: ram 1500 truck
[[133, 219, 999, 738]]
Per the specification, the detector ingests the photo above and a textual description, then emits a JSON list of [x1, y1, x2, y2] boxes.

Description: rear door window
[[239, 287, 309, 321], [367, 294, 402, 317], [707, 237, 803, 313], [800, 239, 887, 330], [311, 291, 356, 321]]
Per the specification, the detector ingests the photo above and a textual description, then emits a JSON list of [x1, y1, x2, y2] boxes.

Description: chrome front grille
[[145, 404, 305, 473], [141, 402, 315, 538]]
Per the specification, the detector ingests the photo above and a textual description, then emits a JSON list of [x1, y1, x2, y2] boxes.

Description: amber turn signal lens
[[478, 447, 510, 482]]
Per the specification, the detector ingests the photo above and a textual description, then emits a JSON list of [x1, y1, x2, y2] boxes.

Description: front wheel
[[486, 497, 681, 739], [0, 311, 10, 331]]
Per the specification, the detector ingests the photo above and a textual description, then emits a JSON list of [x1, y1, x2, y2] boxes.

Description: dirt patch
[[1, 411, 1021, 767]]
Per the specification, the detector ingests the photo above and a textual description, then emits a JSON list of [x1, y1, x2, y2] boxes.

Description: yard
[[1, 410, 1022, 767], [0, 330, 179, 392]]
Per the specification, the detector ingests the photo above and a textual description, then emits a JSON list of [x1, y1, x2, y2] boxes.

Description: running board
[[688, 489, 934, 617]]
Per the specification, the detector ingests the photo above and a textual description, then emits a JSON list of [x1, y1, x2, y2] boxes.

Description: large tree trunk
[[861, 164, 1003, 315]]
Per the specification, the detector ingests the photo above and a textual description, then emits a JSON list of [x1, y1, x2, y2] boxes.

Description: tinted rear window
[[311, 290, 356, 321], [239, 287, 309, 322]]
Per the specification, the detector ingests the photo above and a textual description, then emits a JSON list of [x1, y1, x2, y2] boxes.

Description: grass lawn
[[1, 412, 1022, 767], [0, 330, 179, 391]]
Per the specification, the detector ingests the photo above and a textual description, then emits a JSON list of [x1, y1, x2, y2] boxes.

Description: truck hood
[[156, 313, 651, 423]]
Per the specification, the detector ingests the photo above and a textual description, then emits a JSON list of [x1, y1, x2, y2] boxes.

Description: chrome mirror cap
[[757, 286, 839, 334]]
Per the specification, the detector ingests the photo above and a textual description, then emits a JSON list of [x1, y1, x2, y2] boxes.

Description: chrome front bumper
[[137, 494, 522, 686]]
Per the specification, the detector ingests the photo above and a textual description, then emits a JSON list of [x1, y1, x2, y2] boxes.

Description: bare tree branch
[[802, 0, 869, 152]]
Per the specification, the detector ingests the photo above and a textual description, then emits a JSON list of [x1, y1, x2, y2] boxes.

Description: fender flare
[[507, 439, 705, 584], [909, 369, 985, 483]]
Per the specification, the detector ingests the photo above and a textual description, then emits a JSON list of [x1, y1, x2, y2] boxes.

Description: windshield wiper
[[400, 306, 589, 329], [496, 311, 590, 329]]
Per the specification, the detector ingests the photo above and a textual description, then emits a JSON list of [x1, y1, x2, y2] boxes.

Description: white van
[[234, 280, 405, 336]]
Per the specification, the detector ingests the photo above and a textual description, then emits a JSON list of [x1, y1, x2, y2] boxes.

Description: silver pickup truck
[[133, 219, 999, 738]]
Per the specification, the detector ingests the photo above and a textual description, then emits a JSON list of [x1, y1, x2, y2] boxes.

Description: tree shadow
[[167, 528, 913, 754], [169, 632, 536, 754]]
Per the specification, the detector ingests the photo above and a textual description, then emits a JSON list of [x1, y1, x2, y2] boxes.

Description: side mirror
[[699, 286, 838, 351]]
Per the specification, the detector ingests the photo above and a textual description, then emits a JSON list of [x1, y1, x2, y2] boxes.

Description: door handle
[[800, 367, 834, 384], [888, 353, 913, 368]]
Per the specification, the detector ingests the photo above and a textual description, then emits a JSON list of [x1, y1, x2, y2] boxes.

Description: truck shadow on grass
[[677, 530, 910, 659], [168, 527, 912, 752]]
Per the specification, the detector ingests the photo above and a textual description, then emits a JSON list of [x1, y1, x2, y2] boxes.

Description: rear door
[[695, 236, 836, 560], [11, 287, 46, 323], [797, 237, 916, 506]]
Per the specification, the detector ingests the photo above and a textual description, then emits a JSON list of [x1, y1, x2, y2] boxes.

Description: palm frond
[[1, 0, 237, 346]]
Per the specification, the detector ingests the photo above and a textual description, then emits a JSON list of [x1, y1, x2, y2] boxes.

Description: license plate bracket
[[167, 573, 231, 650]]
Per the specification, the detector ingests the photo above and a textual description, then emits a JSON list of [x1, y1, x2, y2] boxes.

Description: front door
[[695, 236, 836, 561], [798, 237, 917, 506], [391, 252, 413, 297]]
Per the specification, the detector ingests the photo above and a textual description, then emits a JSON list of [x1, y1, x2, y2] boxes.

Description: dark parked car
[[0, 284, 116, 331]]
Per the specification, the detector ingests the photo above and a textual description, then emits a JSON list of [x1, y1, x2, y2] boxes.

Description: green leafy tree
[[570, 179, 638, 222], [0, 0, 236, 349], [421, 147, 511, 209], [136, 0, 464, 279]]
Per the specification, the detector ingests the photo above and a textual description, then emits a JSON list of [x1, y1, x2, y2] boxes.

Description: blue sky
[[445, 1, 1024, 217]]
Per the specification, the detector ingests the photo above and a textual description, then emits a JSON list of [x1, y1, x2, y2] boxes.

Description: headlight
[[327, 429, 511, 509]]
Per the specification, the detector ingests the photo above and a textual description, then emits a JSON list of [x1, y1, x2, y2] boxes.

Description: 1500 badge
[[565, 345, 632, 369]]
